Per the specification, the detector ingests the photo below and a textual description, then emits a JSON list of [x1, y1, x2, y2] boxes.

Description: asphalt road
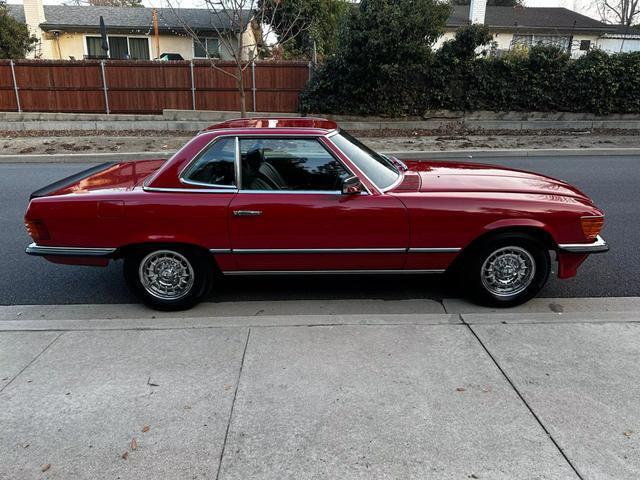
[[0, 155, 637, 305]]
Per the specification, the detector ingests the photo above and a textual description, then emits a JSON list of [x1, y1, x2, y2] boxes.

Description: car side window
[[182, 137, 236, 187], [239, 138, 351, 191]]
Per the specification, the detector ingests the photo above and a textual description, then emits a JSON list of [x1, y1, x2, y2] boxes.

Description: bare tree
[[593, 0, 640, 26], [164, 0, 309, 117]]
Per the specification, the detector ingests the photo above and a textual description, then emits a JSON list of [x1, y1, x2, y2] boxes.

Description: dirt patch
[[0, 128, 638, 155]]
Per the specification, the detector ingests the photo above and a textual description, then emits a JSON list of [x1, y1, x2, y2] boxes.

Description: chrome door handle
[[233, 210, 262, 217]]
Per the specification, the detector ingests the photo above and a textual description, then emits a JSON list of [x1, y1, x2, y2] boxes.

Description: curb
[[1, 297, 639, 327], [1, 148, 639, 164]]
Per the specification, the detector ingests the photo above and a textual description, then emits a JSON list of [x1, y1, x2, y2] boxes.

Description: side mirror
[[341, 176, 362, 194]]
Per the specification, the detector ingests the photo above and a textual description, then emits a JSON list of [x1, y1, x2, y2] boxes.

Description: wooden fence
[[0, 60, 311, 114]]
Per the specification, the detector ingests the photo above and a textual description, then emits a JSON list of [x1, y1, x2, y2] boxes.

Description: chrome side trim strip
[[209, 248, 232, 254], [143, 186, 239, 193], [557, 235, 609, 253], [223, 269, 445, 276], [26, 243, 116, 257], [237, 189, 346, 195], [408, 247, 462, 253], [232, 248, 407, 254], [179, 177, 237, 189]]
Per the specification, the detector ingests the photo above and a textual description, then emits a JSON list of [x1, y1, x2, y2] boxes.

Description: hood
[[397, 160, 591, 201], [31, 159, 166, 198]]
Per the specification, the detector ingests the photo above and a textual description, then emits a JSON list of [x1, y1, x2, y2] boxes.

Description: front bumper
[[557, 235, 608, 254], [25, 242, 116, 257]]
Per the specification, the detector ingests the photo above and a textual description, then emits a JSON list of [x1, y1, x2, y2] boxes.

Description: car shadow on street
[[207, 273, 454, 303]]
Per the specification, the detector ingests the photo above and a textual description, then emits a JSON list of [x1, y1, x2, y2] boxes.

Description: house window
[[86, 37, 107, 58], [512, 34, 572, 52], [512, 34, 533, 47], [85, 36, 150, 60], [128, 38, 150, 60], [193, 38, 220, 58]]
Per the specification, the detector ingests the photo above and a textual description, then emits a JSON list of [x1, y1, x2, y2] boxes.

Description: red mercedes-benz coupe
[[24, 118, 607, 310]]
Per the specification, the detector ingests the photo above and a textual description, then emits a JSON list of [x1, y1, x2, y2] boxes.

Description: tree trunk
[[237, 28, 247, 118], [237, 64, 247, 118]]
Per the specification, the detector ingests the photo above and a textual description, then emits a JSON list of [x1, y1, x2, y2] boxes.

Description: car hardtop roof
[[205, 117, 338, 133]]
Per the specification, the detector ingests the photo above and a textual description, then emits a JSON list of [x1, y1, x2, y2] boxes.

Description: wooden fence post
[[100, 60, 110, 114], [251, 61, 257, 113], [190, 61, 196, 110], [9, 60, 21, 113]]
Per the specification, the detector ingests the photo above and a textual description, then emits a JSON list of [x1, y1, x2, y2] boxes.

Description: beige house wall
[[434, 29, 599, 58], [37, 28, 255, 61]]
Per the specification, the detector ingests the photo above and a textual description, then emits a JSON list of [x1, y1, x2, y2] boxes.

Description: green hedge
[[300, 45, 640, 116]]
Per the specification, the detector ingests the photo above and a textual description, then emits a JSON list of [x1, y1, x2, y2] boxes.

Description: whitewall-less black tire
[[465, 233, 551, 307], [124, 246, 212, 311]]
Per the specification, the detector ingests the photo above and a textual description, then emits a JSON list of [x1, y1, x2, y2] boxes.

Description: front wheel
[[464, 233, 551, 307], [123, 246, 212, 311]]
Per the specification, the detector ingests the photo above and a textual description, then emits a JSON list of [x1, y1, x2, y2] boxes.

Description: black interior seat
[[243, 147, 288, 190]]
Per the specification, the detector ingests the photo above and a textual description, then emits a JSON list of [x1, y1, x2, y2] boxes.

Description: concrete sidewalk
[[1, 299, 639, 479]]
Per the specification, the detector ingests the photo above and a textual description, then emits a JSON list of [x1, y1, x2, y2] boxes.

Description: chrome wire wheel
[[480, 246, 536, 298], [138, 250, 195, 301]]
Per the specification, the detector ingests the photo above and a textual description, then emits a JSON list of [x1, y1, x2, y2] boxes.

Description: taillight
[[580, 216, 604, 241], [24, 219, 50, 242]]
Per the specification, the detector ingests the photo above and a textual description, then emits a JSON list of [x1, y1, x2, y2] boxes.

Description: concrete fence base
[[1, 109, 640, 132]]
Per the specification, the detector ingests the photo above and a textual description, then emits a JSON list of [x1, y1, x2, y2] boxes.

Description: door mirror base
[[342, 176, 362, 194]]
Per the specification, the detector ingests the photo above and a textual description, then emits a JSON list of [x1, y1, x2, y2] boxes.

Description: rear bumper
[[25, 243, 116, 257], [557, 235, 608, 254]]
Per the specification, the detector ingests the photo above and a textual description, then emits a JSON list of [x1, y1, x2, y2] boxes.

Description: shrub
[[300, 23, 640, 115], [299, 0, 451, 115]]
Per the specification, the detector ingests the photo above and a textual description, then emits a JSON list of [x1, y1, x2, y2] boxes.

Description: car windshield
[[331, 130, 400, 190]]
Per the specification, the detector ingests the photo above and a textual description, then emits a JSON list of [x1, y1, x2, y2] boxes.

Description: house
[[7, 0, 258, 61], [437, 4, 640, 57], [597, 24, 640, 53], [6, 0, 640, 61]]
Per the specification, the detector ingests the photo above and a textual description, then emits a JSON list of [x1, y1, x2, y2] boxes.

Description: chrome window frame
[[179, 135, 238, 189], [325, 130, 403, 193], [236, 134, 367, 194], [146, 131, 371, 195]]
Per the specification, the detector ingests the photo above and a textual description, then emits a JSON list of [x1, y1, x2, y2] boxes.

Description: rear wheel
[[123, 246, 212, 311], [463, 233, 551, 307]]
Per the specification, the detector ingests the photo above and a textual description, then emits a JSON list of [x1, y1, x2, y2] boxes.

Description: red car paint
[[24, 118, 605, 279]]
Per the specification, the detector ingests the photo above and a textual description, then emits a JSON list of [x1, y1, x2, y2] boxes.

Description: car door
[[227, 136, 409, 272]]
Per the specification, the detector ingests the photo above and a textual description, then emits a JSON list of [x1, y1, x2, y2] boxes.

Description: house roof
[[5, 4, 252, 33], [5, 3, 623, 36], [448, 6, 619, 33], [604, 24, 640, 36]]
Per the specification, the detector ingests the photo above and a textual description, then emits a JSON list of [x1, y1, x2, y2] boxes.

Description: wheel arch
[[449, 224, 557, 273], [115, 241, 221, 271]]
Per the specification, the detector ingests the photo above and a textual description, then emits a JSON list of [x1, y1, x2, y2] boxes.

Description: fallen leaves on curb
[[41, 464, 51, 472], [142, 425, 150, 433], [131, 438, 138, 451], [456, 387, 466, 392], [624, 430, 633, 437], [121, 452, 129, 460]]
